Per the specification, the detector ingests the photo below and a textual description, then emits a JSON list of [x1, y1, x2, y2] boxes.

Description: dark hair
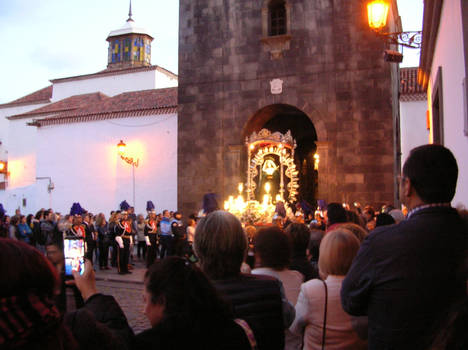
[[26, 214, 34, 226], [0, 238, 58, 299], [346, 210, 365, 227], [308, 229, 324, 262], [145, 257, 231, 329], [375, 213, 395, 227], [255, 226, 291, 270], [403, 144, 458, 203], [326, 203, 347, 226], [284, 223, 310, 254]]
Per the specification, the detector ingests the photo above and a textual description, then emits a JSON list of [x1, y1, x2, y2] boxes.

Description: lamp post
[[117, 140, 139, 207]]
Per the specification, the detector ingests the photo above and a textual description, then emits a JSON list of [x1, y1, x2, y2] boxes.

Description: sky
[[0, 0, 423, 104]]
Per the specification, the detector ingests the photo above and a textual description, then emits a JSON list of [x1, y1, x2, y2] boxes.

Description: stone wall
[[178, 0, 397, 215]]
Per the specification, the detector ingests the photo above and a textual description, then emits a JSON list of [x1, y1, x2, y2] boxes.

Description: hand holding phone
[[72, 260, 97, 301]]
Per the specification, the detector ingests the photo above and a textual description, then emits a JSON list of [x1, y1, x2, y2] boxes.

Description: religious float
[[224, 129, 300, 224]]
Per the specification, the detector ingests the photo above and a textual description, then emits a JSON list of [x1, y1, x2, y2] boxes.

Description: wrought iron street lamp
[[117, 140, 139, 207], [367, 0, 422, 50]]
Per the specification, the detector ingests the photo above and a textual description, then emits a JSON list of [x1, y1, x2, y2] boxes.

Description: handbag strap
[[321, 279, 328, 350], [234, 318, 258, 350]]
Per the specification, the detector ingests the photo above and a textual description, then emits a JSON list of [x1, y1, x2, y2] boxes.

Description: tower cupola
[[106, 1, 153, 69]]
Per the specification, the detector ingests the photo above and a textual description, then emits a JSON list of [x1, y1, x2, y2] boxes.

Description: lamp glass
[[117, 140, 126, 155], [0, 162, 5, 171], [367, 0, 389, 31]]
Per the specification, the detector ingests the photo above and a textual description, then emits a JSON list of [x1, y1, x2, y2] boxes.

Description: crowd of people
[[0, 144, 467, 350]]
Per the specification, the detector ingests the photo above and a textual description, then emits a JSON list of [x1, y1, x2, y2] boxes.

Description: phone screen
[[64, 238, 85, 276]]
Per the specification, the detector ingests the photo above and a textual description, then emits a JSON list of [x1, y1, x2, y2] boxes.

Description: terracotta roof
[[50, 65, 177, 84], [8, 92, 109, 120], [30, 87, 177, 127], [400, 67, 427, 101], [0, 86, 52, 108]]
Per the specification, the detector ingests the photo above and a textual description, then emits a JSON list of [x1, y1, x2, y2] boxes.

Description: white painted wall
[[32, 113, 178, 216], [0, 102, 49, 153], [428, 0, 468, 207], [400, 100, 429, 165], [51, 68, 177, 102]]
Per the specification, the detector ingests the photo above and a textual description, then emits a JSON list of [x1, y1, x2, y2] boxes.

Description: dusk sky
[[0, 0, 423, 104]]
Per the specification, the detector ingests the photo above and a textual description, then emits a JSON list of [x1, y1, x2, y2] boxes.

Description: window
[[432, 67, 444, 144], [269, 0, 286, 36]]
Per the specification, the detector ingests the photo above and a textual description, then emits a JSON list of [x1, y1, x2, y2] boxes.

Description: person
[[144, 211, 159, 267], [171, 211, 186, 257], [285, 223, 317, 281], [159, 210, 173, 258], [0, 238, 133, 350], [96, 213, 111, 270], [338, 222, 368, 243], [8, 215, 18, 240], [374, 212, 395, 227], [341, 144, 467, 350], [194, 210, 293, 350], [16, 215, 32, 244], [325, 203, 347, 232], [134, 257, 252, 349], [115, 211, 133, 274], [45, 241, 84, 314], [41, 210, 62, 249], [135, 214, 147, 261], [83, 213, 98, 262], [290, 228, 367, 350], [252, 226, 304, 350]]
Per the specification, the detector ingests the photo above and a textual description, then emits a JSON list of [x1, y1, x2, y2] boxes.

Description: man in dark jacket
[[341, 144, 467, 350]]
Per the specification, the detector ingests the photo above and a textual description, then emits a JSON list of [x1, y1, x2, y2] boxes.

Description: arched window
[[269, 0, 287, 36]]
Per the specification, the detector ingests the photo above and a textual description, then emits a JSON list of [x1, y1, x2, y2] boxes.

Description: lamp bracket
[[376, 30, 422, 49], [120, 155, 139, 167]]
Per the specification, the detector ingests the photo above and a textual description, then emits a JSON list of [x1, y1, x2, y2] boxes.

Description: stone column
[[315, 141, 329, 202]]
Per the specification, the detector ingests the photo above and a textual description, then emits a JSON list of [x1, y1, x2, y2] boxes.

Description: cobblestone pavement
[[95, 257, 150, 334], [96, 279, 150, 334]]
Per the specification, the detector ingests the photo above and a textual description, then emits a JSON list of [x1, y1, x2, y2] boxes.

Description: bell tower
[[106, 1, 153, 69]]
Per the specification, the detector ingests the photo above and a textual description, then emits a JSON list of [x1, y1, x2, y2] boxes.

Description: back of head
[[255, 226, 291, 270], [194, 210, 247, 279], [318, 229, 360, 276], [339, 223, 368, 242], [284, 223, 310, 255], [145, 257, 230, 327], [326, 203, 347, 226], [308, 229, 325, 262], [0, 239, 65, 349], [403, 144, 458, 203], [375, 213, 396, 227], [0, 238, 58, 299]]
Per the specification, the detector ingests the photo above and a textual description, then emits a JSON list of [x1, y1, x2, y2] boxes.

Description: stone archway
[[243, 104, 319, 209]]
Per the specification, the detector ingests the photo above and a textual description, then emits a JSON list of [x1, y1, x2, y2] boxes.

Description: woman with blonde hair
[[290, 228, 367, 350]]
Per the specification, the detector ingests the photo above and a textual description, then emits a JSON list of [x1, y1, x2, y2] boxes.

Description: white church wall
[[428, 0, 468, 208], [399, 100, 429, 165], [34, 113, 178, 216], [0, 102, 49, 155], [155, 69, 178, 89], [51, 68, 177, 102]]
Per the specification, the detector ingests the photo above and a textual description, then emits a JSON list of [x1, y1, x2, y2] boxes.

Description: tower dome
[[106, 1, 153, 69]]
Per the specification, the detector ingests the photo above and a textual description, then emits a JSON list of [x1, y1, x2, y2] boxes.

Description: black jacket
[[213, 274, 286, 350], [341, 206, 467, 350], [133, 318, 251, 350], [65, 294, 134, 350]]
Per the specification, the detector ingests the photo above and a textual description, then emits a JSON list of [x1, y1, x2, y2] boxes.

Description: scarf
[[0, 294, 61, 347]]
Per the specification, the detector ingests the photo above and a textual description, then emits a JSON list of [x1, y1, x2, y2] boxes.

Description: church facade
[[178, 0, 400, 215], [0, 12, 178, 215]]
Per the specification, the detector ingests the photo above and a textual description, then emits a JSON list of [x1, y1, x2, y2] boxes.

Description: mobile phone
[[64, 237, 85, 276]]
